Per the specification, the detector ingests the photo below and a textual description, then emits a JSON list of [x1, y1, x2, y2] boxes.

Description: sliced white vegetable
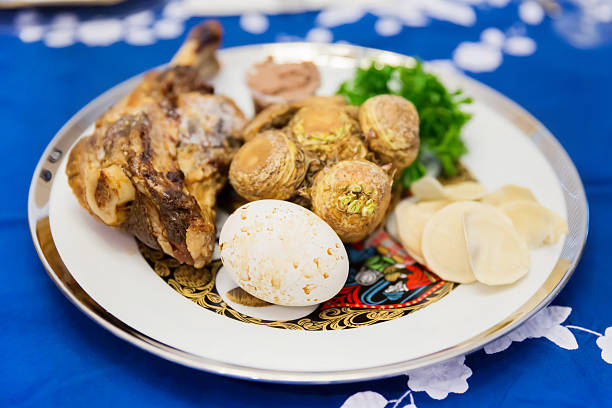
[[464, 210, 530, 286], [385, 204, 400, 240], [421, 201, 499, 283], [480, 184, 537, 206], [410, 176, 446, 201], [500, 200, 567, 248], [543, 211, 570, 245], [411, 176, 485, 202], [396, 199, 449, 265], [445, 181, 487, 201]]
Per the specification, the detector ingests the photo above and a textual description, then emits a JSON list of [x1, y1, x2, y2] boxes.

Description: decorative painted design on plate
[[138, 229, 455, 330]]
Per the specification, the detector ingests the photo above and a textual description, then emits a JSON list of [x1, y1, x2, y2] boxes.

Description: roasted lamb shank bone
[[66, 21, 246, 268]]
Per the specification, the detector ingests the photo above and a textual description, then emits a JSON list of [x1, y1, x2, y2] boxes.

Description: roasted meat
[[66, 21, 246, 267]]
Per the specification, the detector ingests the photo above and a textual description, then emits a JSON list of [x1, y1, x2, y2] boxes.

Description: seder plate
[[28, 43, 588, 384]]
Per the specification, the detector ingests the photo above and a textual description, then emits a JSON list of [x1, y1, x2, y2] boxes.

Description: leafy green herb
[[337, 61, 472, 189]]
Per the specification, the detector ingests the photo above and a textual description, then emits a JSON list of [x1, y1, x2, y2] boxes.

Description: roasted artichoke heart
[[229, 130, 306, 201], [289, 103, 357, 148], [242, 103, 296, 142], [229, 94, 419, 242], [359, 94, 420, 170], [310, 160, 392, 242]]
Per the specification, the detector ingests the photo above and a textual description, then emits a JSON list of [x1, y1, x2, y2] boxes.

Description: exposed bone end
[[90, 165, 135, 226], [186, 216, 216, 268], [66, 136, 94, 217], [67, 136, 133, 226], [171, 20, 222, 80]]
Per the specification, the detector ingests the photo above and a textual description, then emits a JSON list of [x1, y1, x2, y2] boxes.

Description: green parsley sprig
[[337, 61, 472, 189]]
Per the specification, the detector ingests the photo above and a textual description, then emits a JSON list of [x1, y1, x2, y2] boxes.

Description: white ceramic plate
[[28, 43, 588, 383]]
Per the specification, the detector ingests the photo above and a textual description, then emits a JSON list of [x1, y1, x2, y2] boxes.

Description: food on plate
[[288, 101, 364, 164], [545, 211, 570, 245], [394, 180, 568, 285], [310, 160, 392, 242], [294, 94, 348, 108], [480, 184, 537, 206], [66, 21, 246, 268], [410, 176, 447, 201], [241, 103, 295, 142], [359, 94, 420, 170], [501, 201, 569, 249], [464, 210, 530, 285], [229, 130, 306, 201], [444, 182, 487, 201], [337, 61, 472, 189], [395, 200, 449, 265], [219, 200, 349, 306], [410, 176, 486, 202], [422, 202, 494, 283], [65, 19, 568, 302], [246, 57, 321, 112], [385, 205, 400, 241], [229, 94, 416, 242]]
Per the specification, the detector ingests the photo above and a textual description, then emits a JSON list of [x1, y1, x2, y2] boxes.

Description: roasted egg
[[219, 200, 349, 306]]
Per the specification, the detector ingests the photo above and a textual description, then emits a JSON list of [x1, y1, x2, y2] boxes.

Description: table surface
[[1, 2, 612, 407]]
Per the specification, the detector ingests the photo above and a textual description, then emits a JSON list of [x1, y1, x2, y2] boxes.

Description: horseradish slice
[[385, 204, 400, 240], [396, 199, 449, 265], [500, 200, 567, 248], [544, 211, 570, 245], [444, 181, 487, 201], [480, 184, 537, 206], [410, 176, 447, 201], [464, 210, 530, 286], [421, 201, 494, 283], [411, 176, 486, 202]]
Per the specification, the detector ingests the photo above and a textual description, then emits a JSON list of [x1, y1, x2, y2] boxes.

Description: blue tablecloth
[[1, 2, 611, 407]]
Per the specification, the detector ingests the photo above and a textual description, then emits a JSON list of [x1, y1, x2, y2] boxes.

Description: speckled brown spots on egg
[[218, 200, 349, 306]]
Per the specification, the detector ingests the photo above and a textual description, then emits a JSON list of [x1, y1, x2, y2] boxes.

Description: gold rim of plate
[[27, 43, 589, 384]]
